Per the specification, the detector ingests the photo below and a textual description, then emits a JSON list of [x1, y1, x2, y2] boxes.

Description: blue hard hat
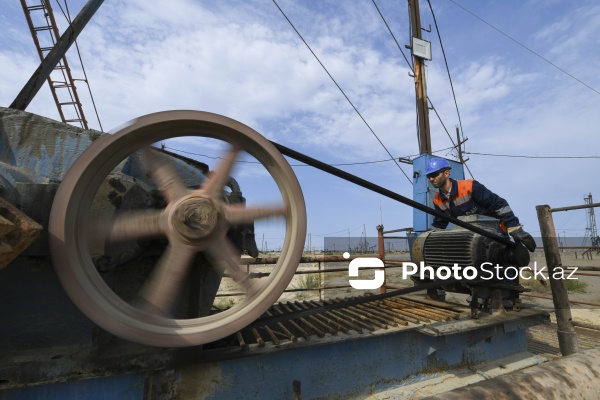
[[426, 157, 451, 176]]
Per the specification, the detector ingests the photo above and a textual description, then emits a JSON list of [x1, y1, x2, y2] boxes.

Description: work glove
[[508, 226, 536, 252]]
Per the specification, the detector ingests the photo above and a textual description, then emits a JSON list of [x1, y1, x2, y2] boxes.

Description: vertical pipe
[[536, 204, 579, 356], [377, 225, 386, 294], [318, 261, 323, 301]]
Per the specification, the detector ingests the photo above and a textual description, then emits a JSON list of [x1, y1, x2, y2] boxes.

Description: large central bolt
[[172, 196, 220, 241]]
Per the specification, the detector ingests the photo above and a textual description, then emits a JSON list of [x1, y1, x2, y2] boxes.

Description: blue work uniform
[[432, 179, 520, 230]]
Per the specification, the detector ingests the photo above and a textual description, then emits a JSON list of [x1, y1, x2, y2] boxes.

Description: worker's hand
[[509, 227, 536, 252]]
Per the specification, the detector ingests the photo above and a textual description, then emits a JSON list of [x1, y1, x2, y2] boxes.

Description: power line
[[464, 152, 600, 159], [271, 0, 413, 185], [447, 0, 600, 96], [162, 145, 457, 167], [426, 0, 473, 180], [313, 225, 365, 237], [371, 0, 413, 72], [372, 0, 472, 177]]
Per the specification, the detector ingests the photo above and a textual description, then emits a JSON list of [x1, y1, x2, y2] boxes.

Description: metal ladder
[[20, 0, 88, 129]]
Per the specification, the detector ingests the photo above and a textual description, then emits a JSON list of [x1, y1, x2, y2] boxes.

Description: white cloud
[[2, 0, 600, 241]]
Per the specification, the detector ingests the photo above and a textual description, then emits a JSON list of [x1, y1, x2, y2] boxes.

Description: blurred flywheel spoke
[[200, 145, 240, 198], [136, 243, 196, 315], [204, 239, 260, 296], [223, 203, 286, 225], [98, 210, 164, 243], [141, 148, 188, 203]]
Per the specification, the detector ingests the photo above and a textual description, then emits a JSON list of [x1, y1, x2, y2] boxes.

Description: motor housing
[[411, 215, 530, 294]]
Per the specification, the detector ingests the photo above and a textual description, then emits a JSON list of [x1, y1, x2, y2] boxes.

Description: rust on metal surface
[[0, 196, 43, 270], [288, 301, 337, 335], [279, 303, 325, 338], [323, 299, 387, 329], [250, 328, 264, 348], [308, 300, 363, 333], [225, 294, 464, 348], [235, 332, 247, 350], [272, 305, 310, 340], [264, 310, 296, 342], [380, 299, 431, 323], [423, 347, 600, 400], [292, 301, 344, 334], [389, 298, 450, 321]]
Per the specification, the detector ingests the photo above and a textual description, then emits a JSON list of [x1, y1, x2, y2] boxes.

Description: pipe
[[377, 225, 386, 294], [423, 348, 600, 400], [550, 202, 600, 212]]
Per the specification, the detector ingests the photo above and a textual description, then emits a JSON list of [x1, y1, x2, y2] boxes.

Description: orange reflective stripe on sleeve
[[433, 193, 449, 210], [499, 220, 508, 234]]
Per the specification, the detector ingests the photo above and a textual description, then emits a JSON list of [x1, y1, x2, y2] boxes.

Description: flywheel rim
[[49, 110, 307, 347]]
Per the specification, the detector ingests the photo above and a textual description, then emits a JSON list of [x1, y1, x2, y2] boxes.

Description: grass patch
[[565, 279, 588, 293], [295, 273, 319, 290], [520, 271, 587, 293], [214, 297, 237, 310]]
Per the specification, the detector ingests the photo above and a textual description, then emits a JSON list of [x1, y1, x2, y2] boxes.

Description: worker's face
[[427, 169, 449, 189]]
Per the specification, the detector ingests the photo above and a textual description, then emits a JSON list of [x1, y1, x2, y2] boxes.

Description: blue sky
[[1, 0, 600, 250]]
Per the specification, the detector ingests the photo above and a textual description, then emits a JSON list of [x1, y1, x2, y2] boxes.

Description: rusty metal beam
[[0, 197, 42, 269], [11, 0, 104, 111]]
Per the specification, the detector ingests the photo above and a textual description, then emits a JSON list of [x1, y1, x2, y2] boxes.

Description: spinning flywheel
[[49, 110, 307, 347]]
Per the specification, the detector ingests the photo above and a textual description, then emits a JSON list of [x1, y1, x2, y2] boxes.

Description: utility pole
[[409, 0, 431, 155]]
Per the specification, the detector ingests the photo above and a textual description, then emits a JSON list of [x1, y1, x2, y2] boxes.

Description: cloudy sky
[[1, 0, 599, 251]]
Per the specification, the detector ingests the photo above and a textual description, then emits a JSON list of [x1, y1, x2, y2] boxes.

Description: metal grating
[[227, 296, 462, 349]]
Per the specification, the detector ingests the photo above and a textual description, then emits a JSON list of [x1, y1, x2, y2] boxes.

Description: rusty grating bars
[[231, 295, 462, 349]]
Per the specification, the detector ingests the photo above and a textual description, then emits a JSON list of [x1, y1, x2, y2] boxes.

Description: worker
[[426, 157, 536, 252]]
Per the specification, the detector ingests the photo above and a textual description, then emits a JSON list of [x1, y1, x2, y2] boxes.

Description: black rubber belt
[[271, 142, 514, 247], [247, 278, 465, 329]]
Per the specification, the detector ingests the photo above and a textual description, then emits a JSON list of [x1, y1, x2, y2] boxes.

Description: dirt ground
[[218, 248, 600, 326]]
